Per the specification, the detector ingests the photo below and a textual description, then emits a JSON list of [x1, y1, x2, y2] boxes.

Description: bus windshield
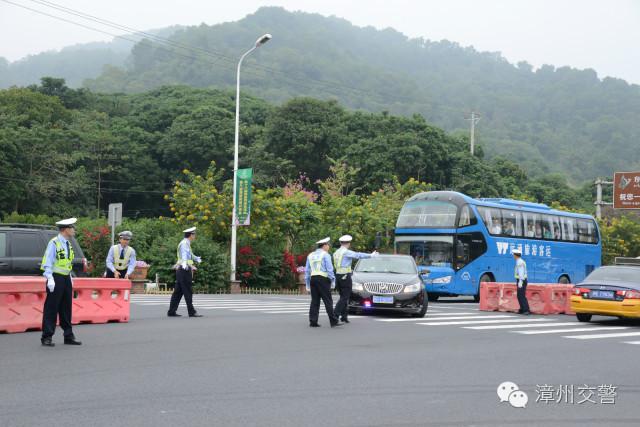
[[396, 200, 458, 228], [395, 236, 454, 267]]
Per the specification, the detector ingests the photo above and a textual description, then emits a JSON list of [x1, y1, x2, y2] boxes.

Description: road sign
[[108, 203, 123, 226], [108, 203, 123, 246], [234, 168, 253, 226], [613, 172, 640, 209]]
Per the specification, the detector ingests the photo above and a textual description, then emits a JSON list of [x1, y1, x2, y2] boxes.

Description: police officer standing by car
[[513, 248, 531, 315], [333, 235, 378, 323], [40, 218, 82, 347], [306, 237, 340, 328], [105, 231, 136, 279], [167, 227, 203, 318]]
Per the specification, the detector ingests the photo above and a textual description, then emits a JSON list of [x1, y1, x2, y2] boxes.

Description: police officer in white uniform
[[40, 218, 82, 347], [513, 249, 531, 315], [105, 231, 136, 279], [167, 227, 203, 317], [305, 237, 340, 327], [333, 235, 378, 323]]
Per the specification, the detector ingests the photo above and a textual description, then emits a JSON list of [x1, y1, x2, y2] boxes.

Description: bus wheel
[[558, 275, 570, 284], [576, 313, 592, 322], [428, 294, 439, 302], [476, 274, 493, 302]]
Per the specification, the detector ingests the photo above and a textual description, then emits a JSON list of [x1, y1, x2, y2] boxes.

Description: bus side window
[[578, 219, 597, 243], [540, 215, 554, 239], [501, 209, 522, 237], [561, 217, 577, 242], [550, 216, 561, 240], [485, 209, 502, 235]]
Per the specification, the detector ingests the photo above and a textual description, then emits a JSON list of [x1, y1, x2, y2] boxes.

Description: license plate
[[372, 296, 394, 304], [590, 290, 614, 300]]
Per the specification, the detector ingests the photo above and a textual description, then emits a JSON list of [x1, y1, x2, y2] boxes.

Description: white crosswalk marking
[[418, 318, 552, 326], [377, 315, 514, 323], [516, 326, 630, 335], [564, 331, 640, 340], [465, 322, 580, 330]]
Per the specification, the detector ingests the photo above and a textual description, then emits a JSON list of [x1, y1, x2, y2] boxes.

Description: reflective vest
[[176, 240, 194, 266], [514, 258, 528, 280], [333, 247, 352, 274], [41, 238, 74, 276], [309, 250, 328, 278], [113, 245, 133, 271]]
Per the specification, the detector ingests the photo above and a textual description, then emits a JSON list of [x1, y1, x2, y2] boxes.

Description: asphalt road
[[1, 294, 639, 427]]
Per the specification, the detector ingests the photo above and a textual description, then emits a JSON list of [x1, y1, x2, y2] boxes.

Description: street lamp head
[[255, 33, 272, 47]]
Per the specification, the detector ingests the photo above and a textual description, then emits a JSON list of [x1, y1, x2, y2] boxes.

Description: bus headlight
[[403, 282, 422, 293], [352, 282, 364, 291], [432, 276, 452, 284]]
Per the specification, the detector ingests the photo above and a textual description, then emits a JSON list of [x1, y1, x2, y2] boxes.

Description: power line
[[5, 0, 428, 104]]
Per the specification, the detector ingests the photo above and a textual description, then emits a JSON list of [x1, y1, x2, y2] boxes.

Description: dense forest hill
[[0, 79, 591, 218], [78, 7, 639, 184], [0, 26, 181, 88]]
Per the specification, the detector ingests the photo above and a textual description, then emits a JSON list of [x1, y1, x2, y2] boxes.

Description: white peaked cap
[[183, 227, 197, 233], [511, 249, 522, 255], [316, 237, 330, 245], [339, 235, 353, 242], [55, 218, 77, 227]]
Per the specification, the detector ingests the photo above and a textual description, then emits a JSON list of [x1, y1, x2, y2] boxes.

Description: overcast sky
[[1, 0, 638, 84]]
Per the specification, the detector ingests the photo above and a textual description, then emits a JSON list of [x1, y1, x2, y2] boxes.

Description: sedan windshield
[[355, 257, 417, 274], [585, 266, 640, 284]]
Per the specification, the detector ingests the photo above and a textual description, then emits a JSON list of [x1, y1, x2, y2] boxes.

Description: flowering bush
[[135, 260, 150, 268]]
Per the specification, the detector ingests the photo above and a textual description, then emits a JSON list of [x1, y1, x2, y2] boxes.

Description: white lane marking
[[564, 331, 640, 340], [516, 326, 630, 335], [378, 315, 515, 322], [623, 341, 640, 345], [424, 312, 483, 316], [418, 318, 552, 326], [465, 322, 583, 330]]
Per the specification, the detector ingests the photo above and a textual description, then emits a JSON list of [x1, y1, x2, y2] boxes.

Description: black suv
[[0, 224, 88, 276]]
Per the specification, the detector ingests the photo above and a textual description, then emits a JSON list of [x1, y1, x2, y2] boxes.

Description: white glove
[[305, 283, 310, 292], [371, 251, 379, 257], [46, 277, 55, 292], [181, 262, 188, 270], [331, 281, 336, 290], [517, 280, 522, 289], [195, 256, 202, 264]]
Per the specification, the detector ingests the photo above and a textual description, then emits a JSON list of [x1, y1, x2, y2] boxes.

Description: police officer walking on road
[[306, 237, 340, 328], [513, 249, 531, 315], [168, 227, 203, 318], [333, 235, 378, 323], [105, 231, 136, 279], [40, 218, 82, 347]]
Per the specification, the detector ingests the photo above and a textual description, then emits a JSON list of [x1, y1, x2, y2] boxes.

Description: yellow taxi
[[570, 259, 640, 322]]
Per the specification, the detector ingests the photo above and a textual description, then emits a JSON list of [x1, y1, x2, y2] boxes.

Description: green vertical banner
[[235, 168, 253, 226]]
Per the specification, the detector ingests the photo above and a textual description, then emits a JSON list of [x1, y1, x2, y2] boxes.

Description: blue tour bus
[[394, 191, 601, 301]]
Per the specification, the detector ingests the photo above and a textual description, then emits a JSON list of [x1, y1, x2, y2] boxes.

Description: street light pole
[[230, 34, 272, 283]]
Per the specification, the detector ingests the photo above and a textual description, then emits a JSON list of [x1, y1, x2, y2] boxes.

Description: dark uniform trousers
[[309, 276, 338, 325], [105, 269, 128, 279], [334, 273, 352, 320], [41, 273, 74, 339], [168, 268, 196, 316], [517, 279, 530, 313]]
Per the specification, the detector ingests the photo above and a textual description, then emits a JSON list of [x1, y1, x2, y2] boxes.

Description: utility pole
[[465, 112, 480, 155]]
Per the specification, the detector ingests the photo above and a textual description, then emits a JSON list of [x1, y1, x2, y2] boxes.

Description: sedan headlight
[[432, 276, 452, 284], [352, 282, 364, 291], [403, 282, 423, 293]]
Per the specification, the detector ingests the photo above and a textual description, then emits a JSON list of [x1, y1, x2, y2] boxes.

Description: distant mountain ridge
[[3, 7, 639, 183]]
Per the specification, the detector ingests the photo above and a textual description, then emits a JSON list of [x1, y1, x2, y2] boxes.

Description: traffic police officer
[[333, 235, 378, 323], [513, 249, 531, 315], [105, 231, 136, 279], [305, 237, 340, 328], [168, 227, 203, 317], [40, 218, 82, 347]]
